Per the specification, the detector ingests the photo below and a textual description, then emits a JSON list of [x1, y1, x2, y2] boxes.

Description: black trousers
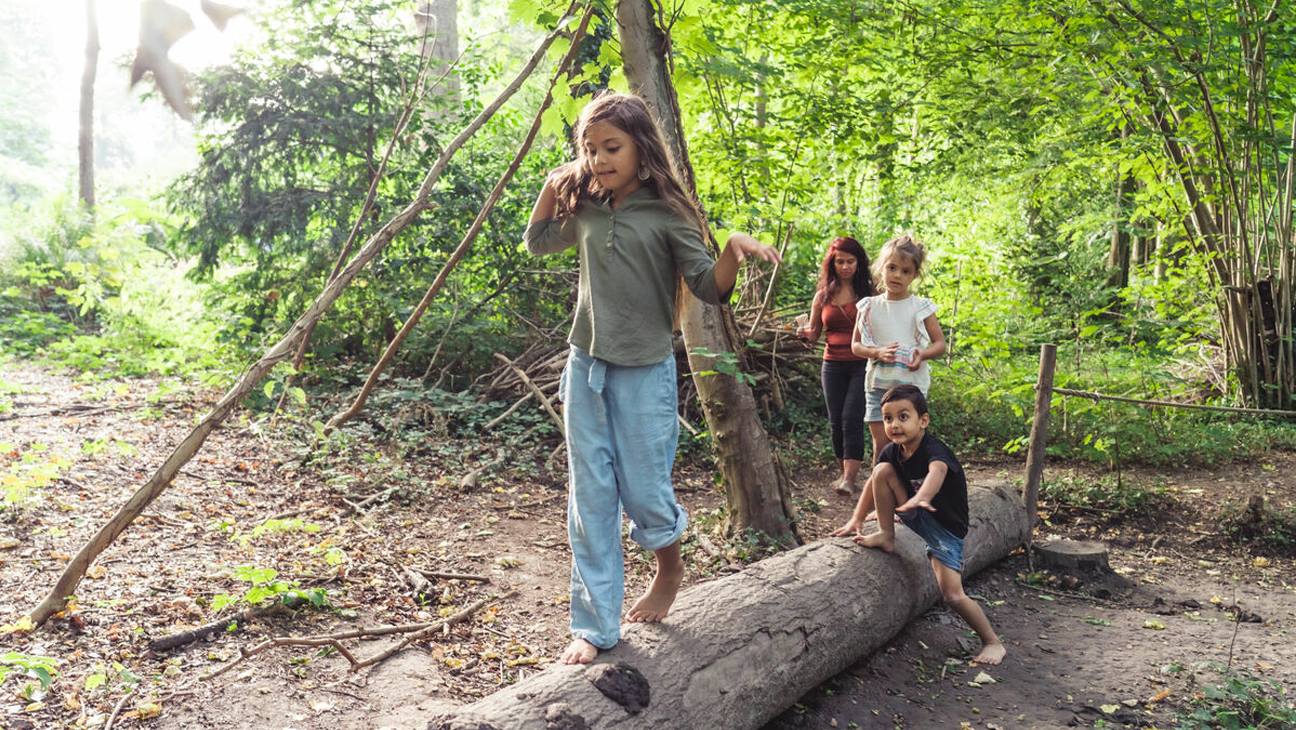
[[820, 358, 869, 461]]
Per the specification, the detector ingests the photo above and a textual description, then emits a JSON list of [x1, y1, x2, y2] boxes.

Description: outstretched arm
[[713, 232, 782, 295], [895, 460, 947, 513]]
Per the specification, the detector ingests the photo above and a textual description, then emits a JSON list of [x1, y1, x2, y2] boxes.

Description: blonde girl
[[843, 234, 946, 517], [525, 92, 780, 665]]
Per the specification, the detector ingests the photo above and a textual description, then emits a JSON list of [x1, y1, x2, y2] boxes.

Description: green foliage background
[[2, 0, 1295, 469]]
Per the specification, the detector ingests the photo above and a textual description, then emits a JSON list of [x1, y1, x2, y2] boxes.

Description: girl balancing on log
[[525, 91, 781, 665]]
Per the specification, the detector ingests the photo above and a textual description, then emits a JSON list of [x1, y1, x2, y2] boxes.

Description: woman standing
[[800, 237, 876, 494]]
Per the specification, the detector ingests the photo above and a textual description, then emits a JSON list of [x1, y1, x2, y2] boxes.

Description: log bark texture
[[427, 485, 1028, 730]]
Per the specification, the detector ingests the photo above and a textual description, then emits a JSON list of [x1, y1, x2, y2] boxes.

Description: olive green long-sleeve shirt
[[524, 187, 728, 367]]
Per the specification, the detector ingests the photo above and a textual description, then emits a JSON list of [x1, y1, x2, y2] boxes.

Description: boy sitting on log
[[832, 383, 1006, 665]]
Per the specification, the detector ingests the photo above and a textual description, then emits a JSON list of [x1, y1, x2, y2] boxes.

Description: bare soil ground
[[1, 361, 1293, 730]]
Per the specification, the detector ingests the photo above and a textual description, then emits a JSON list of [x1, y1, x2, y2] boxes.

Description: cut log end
[[1033, 538, 1110, 573]]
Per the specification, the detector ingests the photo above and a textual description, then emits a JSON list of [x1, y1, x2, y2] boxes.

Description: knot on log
[[425, 716, 501, 730], [585, 662, 650, 714], [543, 702, 590, 729]]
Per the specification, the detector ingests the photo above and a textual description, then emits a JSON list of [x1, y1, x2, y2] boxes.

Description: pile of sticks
[[478, 306, 823, 434]]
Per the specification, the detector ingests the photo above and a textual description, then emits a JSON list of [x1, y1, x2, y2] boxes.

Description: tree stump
[[1033, 538, 1110, 573], [425, 485, 1029, 730]]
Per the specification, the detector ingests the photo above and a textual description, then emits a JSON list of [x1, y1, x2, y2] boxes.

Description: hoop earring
[[637, 165, 651, 181]]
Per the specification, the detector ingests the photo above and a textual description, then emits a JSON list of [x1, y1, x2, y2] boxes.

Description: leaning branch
[[325, 5, 595, 432], [25, 12, 580, 629]]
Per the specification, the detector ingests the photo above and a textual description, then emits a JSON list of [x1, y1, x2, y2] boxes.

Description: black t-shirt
[[878, 433, 969, 538]]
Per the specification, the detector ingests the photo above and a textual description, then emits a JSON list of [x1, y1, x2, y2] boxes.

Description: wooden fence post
[[1023, 343, 1057, 534]]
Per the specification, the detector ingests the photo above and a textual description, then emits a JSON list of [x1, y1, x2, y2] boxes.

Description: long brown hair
[[548, 92, 704, 234], [815, 236, 875, 305]]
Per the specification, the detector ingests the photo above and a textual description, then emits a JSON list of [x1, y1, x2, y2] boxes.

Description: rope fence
[[1021, 344, 1296, 543], [1050, 386, 1296, 419]]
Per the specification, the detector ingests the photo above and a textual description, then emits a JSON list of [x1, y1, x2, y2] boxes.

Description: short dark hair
[[880, 384, 928, 416]]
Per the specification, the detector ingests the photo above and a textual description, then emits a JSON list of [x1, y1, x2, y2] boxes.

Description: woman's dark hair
[[815, 236, 875, 305]]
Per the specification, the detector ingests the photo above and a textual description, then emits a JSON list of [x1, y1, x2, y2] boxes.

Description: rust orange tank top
[[822, 299, 862, 361]]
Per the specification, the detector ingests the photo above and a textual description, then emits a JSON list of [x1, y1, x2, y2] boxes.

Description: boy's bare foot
[[972, 642, 1006, 665], [560, 638, 598, 665], [831, 477, 852, 495], [852, 530, 894, 552], [626, 571, 682, 623]]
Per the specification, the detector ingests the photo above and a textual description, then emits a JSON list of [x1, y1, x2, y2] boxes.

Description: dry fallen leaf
[[135, 701, 162, 719], [1150, 689, 1171, 702], [1254, 557, 1271, 568], [973, 671, 996, 684], [1143, 619, 1166, 630], [1100, 704, 1119, 714]]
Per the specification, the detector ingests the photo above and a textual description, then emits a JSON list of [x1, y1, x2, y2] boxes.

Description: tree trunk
[[427, 485, 1028, 730], [1105, 129, 1133, 291], [416, 0, 459, 105], [616, 0, 797, 544], [78, 0, 99, 210]]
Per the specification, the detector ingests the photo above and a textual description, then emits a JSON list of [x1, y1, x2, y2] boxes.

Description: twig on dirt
[[491, 492, 565, 512], [695, 534, 729, 564], [403, 565, 431, 597], [0, 403, 144, 421], [319, 685, 371, 704], [263, 506, 311, 523], [102, 686, 136, 730], [342, 485, 399, 516], [1013, 578, 1124, 607], [412, 568, 492, 583], [355, 594, 507, 668], [149, 602, 297, 653], [461, 448, 505, 490]]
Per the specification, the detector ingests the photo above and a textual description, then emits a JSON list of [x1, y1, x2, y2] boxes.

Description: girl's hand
[[726, 232, 783, 265], [877, 343, 900, 363], [907, 348, 925, 371]]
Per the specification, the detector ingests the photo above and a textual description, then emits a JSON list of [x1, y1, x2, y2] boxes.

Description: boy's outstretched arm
[[895, 461, 947, 513]]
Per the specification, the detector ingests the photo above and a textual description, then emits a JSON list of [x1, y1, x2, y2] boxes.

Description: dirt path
[[1, 361, 1293, 730], [775, 457, 1296, 729]]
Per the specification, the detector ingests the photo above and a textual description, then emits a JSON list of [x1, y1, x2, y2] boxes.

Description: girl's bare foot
[[626, 573, 682, 622], [852, 530, 894, 552], [972, 642, 1006, 665], [626, 557, 684, 623], [560, 638, 598, 664]]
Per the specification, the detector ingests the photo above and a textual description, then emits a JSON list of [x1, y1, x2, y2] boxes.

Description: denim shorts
[[864, 387, 890, 422], [865, 384, 929, 422], [900, 507, 965, 572]]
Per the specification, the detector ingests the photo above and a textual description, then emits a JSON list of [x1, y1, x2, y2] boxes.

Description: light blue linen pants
[[560, 346, 688, 649]]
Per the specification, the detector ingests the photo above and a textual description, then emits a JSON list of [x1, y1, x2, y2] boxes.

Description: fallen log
[[426, 484, 1027, 730]]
